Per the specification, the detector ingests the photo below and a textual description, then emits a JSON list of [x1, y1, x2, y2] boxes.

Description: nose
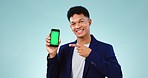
[[75, 23, 81, 28]]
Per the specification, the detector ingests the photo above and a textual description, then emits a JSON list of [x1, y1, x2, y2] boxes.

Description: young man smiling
[[46, 6, 122, 78]]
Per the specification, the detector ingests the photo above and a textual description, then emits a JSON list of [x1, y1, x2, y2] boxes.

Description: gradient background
[[0, 0, 148, 78]]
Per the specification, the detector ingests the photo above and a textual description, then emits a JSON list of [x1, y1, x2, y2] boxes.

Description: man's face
[[70, 14, 92, 38]]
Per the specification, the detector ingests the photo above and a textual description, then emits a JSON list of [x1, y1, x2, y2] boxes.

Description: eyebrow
[[70, 18, 84, 23]]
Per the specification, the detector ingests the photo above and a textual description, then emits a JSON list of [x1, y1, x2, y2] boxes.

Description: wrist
[[49, 53, 57, 58]]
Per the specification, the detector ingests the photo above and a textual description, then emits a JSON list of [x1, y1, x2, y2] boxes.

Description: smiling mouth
[[76, 29, 84, 34]]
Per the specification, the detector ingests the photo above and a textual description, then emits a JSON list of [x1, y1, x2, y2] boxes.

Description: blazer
[[47, 35, 122, 78]]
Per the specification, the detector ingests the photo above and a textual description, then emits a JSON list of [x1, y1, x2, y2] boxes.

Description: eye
[[80, 20, 84, 23], [71, 22, 75, 26]]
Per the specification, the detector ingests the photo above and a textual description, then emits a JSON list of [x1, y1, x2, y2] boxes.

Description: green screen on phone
[[50, 30, 59, 46]]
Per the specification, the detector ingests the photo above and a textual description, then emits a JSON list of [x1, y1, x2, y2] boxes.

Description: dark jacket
[[47, 35, 122, 78]]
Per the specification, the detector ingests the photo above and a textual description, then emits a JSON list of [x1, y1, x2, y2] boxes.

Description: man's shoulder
[[92, 37, 114, 54], [92, 35, 112, 47], [91, 37, 113, 50], [96, 40, 112, 47]]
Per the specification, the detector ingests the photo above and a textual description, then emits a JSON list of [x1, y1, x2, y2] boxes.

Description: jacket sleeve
[[86, 44, 122, 78], [46, 45, 66, 78], [46, 54, 60, 78]]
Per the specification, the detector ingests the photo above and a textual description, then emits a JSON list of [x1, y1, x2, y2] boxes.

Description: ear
[[88, 18, 92, 26]]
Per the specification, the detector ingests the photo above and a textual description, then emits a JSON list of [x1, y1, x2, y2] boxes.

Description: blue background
[[0, 0, 148, 78]]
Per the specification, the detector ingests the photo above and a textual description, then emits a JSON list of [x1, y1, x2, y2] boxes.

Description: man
[[46, 6, 122, 78]]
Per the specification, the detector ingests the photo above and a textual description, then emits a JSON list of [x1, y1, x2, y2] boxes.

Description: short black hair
[[67, 6, 90, 21]]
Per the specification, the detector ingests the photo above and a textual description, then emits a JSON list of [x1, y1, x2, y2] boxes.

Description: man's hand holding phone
[[46, 29, 60, 58]]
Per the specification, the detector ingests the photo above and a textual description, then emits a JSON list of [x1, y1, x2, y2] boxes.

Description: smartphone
[[50, 29, 60, 47]]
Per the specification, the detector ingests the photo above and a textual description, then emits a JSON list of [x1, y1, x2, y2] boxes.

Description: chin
[[76, 34, 85, 38]]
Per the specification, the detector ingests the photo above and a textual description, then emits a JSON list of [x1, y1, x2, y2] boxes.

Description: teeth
[[76, 29, 83, 34], [77, 30, 82, 33]]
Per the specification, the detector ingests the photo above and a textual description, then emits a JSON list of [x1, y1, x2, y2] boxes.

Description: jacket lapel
[[83, 35, 98, 78]]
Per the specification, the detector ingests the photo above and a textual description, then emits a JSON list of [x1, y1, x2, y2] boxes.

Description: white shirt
[[71, 43, 90, 78]]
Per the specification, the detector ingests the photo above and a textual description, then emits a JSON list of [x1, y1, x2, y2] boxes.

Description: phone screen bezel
[[50, 29, 60, 47]]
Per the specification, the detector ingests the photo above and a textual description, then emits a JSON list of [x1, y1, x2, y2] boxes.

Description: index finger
[[47, 35, 50, 40], [69, 44, 80, 47]]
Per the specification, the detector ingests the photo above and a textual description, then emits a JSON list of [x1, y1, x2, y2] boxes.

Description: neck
[[77, 34, 91, 45]]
